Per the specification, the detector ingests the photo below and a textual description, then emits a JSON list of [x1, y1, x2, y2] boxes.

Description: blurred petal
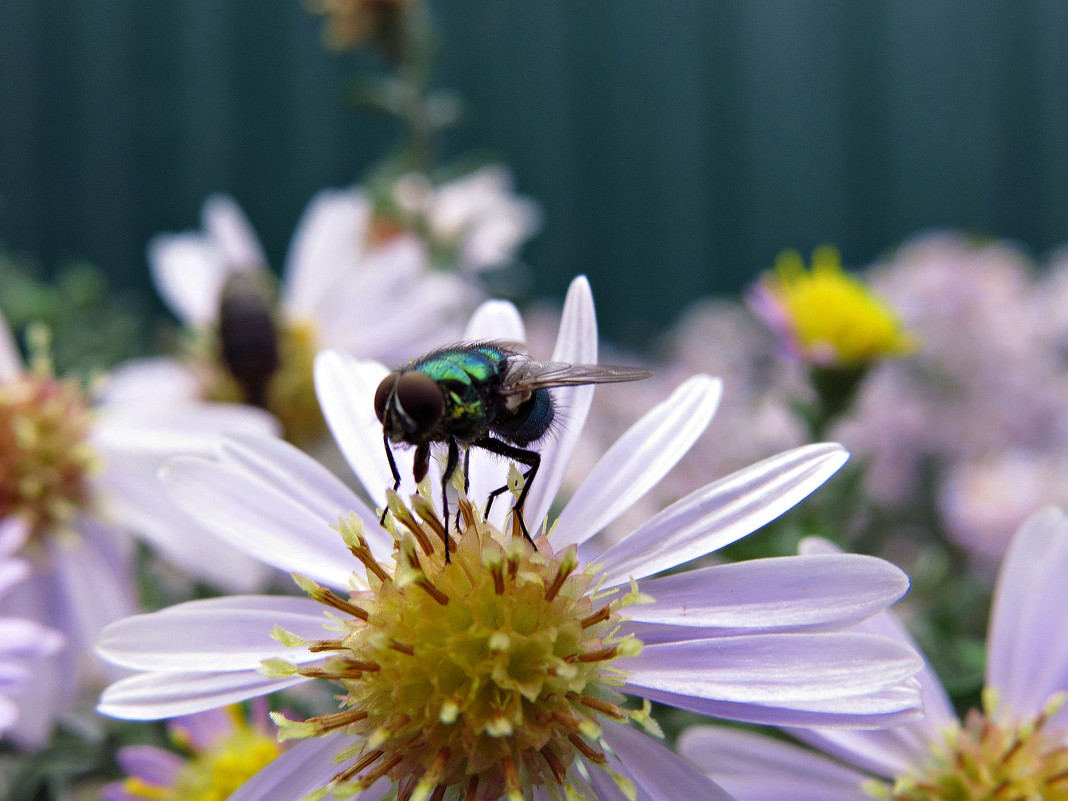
[[148, 233, 230, 326], [0, 306, 22, 381], [202, 195, 266, 270], [116, 745, 184, 786]]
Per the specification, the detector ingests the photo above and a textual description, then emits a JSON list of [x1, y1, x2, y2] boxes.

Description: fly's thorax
[[268, 491, 649, 801]]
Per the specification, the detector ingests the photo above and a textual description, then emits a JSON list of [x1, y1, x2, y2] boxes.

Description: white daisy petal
[[96, 596, 324, 671], [523, 275, 598, 533], [161, 457, 357, 591], [553, 375, 722, 549], [986, 506, 1068, 720], [624, 553, 909, 637], [678, 726, 871, 801], [97, 669, 307, 720], [315, 350, 418, 507], [0, 306, 23, 381], [595, 443, 849, 585], [601, 722, 736, 800]]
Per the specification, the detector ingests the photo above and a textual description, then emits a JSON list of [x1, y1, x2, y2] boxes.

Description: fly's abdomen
[[494, 387, 554, 446]]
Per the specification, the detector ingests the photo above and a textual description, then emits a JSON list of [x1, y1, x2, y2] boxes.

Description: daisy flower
[[106, 190, 478, 447], [0, 310, 275, 746], [679, 506, 1068, 800], [96, 277, 923, 800], [103, 700, 285, 801]]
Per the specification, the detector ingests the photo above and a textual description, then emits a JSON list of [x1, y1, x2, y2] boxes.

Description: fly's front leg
[[379, 434, 402, 527], [475, 437, 541, 547]]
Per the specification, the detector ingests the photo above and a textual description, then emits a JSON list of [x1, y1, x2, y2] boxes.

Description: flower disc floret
[[0, 373, 96, 538], [759, 245, 916, 366], [869, 691, 1068, 801], [272, 493, 642, 801]]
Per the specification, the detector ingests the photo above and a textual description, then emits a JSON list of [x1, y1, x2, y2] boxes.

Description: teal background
[[1, 1, 1066, 347]]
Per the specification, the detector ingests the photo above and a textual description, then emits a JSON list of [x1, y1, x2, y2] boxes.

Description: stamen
[[580, 607, 612, 629], [567, 733, 606, 764]]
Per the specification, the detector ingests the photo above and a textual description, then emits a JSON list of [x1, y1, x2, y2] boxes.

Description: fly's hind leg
[[439, 438, 460, 562], [475, 437, 541, 547]]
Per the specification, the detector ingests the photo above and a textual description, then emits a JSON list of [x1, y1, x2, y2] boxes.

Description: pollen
[[273, 492, 644, 801], [198, 318, 326, 447], [867, 691, 1068, 801], [0, 371, 96, 540], [760, 245, 917, 366]]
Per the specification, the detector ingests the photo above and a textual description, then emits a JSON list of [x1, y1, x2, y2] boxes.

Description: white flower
[[107, 191, 479, 445], [96, 277, 922, 800], [679, 507, 1068, 800], [393, 165, 542, 272], [0, 309, 275, 746]]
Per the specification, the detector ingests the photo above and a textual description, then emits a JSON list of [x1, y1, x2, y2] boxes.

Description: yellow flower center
[[867, 691, 1068, 800], [197, 318, 325, 448], [268, 492, 645, 801], [763, 245, 916, 366], [0, 371, 96, 540], [122, 711, 282, 801]]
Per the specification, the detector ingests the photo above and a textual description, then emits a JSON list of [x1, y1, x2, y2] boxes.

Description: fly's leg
[[475, 437, 541, 547], [379, 434, 402, 527], [439, 438, 460, 562]]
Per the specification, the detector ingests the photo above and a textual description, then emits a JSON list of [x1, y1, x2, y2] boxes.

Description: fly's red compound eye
[[395, 371, 444, 432], [374, 373, 399, 423]]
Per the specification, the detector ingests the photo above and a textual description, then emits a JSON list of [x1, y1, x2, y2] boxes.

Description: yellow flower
[[754, 245, 917, 367]]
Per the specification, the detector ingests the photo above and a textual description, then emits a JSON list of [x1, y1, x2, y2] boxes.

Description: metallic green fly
[[374, 342, 653, 556]]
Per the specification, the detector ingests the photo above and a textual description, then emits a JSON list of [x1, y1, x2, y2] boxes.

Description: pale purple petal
[[678, 726, 871, 801], [161, 456, 358, 591], [523, 276, 598, 534], [227, 732, 377, 801], [554, 375, 722, 549], [170, 705, 236, 751], [986, 506, 1068, 720], [601, 722, 735, 800], [462, 300, 527, 518], [624, 633, 921, 705], [595, 444, 850, 585], [0, 695, 20, 734], [315, 350, 421, 507], [96, 596, 324, 671], [98, 669, 308, 720], [116, 744, 184, 785], [281, 188, 370, 319], [625, 554, 909, 637], [790, 537, 955, 774], [0, 557, 30, 599], [0, 306, 22, 381], [0, 516, 29, 559], [634, 680, 923, 729]]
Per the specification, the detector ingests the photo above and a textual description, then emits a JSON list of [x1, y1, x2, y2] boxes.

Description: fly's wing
[[498, 355, 653, 396]]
